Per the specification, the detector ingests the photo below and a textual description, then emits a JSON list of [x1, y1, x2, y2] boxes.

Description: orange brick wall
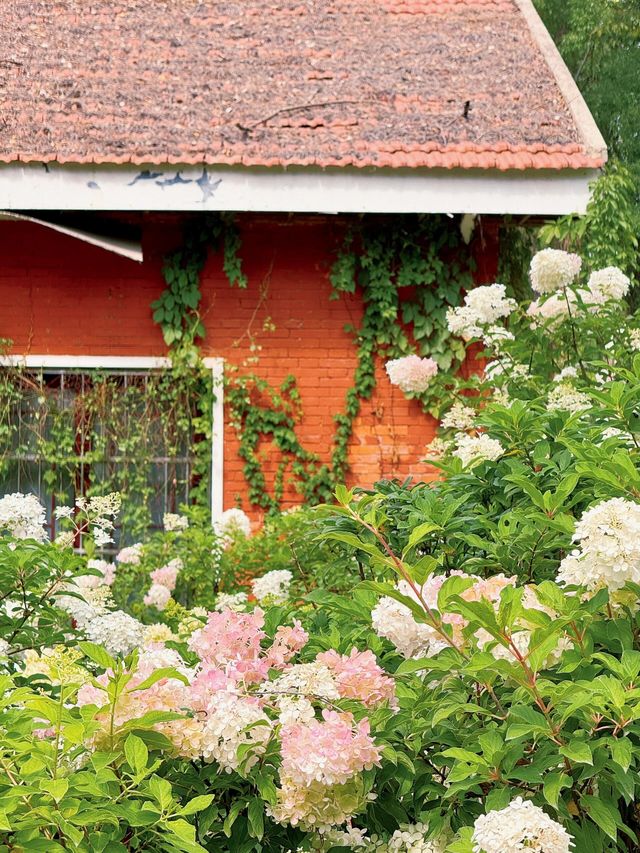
[[0, 214, 498, 517]]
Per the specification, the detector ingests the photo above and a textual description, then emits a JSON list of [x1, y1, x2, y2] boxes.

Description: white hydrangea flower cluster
[[446, 284, 516, 341], [116, 542, 143, 564], [84, 610, 145, 656], [557, 498, 640, 592], [163, 512, 189, 532], [585, 266, 630, 304], [75, 494, 121, 518], [600, 426, 633, 445], [491, 387, 511, 407], [371, 581, 437, 659], [529, 249, 582, 294], [425, 437, 454, 460], [471, 797, 573, 853], [267, 661, 340, 702], [274, 695, 316, 726], [482, 325, 515, 349], [385, 355, 439, 394], [320, 827, 370, 849], [200, 691, 271, 772], [440, 401, 476, 431], [629, 328, 640, 351], [552, 366, 578, 382], [54, 530, 76, 550], [22, 645, 88, 684], [527, 290, 577, 328], [216, 507, 252, 545], [142, 623, 178, 646], [0, 493, 47, 541], [547, 383, 591, 414], [72, 493, 122, 547], [452, 433, 505, 468], [484, 360, 530, 384], [252, 569, 293, 605], [368, 824, 445, 852], [214, 591, 249, 612], [56, 583, 113, 627], [0, 638, 9, 658]]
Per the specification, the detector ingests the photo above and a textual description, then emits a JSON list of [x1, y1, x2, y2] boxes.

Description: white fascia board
[[0, 162, 600, 215]]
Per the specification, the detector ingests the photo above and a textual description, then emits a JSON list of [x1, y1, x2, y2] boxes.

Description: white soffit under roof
[[0, 210, 143, 261]]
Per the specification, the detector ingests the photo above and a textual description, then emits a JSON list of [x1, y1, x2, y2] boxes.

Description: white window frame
[[0, 354, 224, 523]]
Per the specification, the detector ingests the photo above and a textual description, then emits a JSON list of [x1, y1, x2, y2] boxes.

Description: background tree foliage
[[501, 0, 640, 297], [535, 0, 640, 168]]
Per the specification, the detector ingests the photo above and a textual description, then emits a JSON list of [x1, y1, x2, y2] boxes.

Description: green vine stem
[[328, 214, 474, 482], [0, 214, 478, 529]]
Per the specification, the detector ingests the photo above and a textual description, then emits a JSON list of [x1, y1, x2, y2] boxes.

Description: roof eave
[[516, 0, 608, 165], [0, 161, 603, 216]]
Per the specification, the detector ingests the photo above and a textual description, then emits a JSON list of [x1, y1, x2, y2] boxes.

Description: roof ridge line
[[515, 0, 607, 164]]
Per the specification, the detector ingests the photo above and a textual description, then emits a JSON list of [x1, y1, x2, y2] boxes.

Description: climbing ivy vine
[[328, 214, 474, 482], [150, 212, 474, 511], [0, 212, 475, 531], [225, 372, 334, 511]]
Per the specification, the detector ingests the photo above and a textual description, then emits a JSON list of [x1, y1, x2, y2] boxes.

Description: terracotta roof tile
[[0, 0, 605, 171]]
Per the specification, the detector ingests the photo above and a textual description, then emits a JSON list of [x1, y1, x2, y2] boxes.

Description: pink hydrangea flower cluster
[[280, 709, 381, 787], [385, 355, 438, 394], [143, 557, 183, 610], [188, 609, 310, 686], [76, 604, 389, 832], [188, 608, 268, 680], [150, 559, 181, 591], [76, 558, 116, 590], [317, 648, 398, 710], [265, 622, 309, 668], [116, 542, 143, 564], [270, 710, 381, 829]]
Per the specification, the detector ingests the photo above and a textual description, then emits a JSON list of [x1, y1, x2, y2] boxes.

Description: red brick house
[[0, 0, 606, 529]]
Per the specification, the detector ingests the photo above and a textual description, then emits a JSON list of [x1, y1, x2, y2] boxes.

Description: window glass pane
[[0, 367, 207, 549]]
